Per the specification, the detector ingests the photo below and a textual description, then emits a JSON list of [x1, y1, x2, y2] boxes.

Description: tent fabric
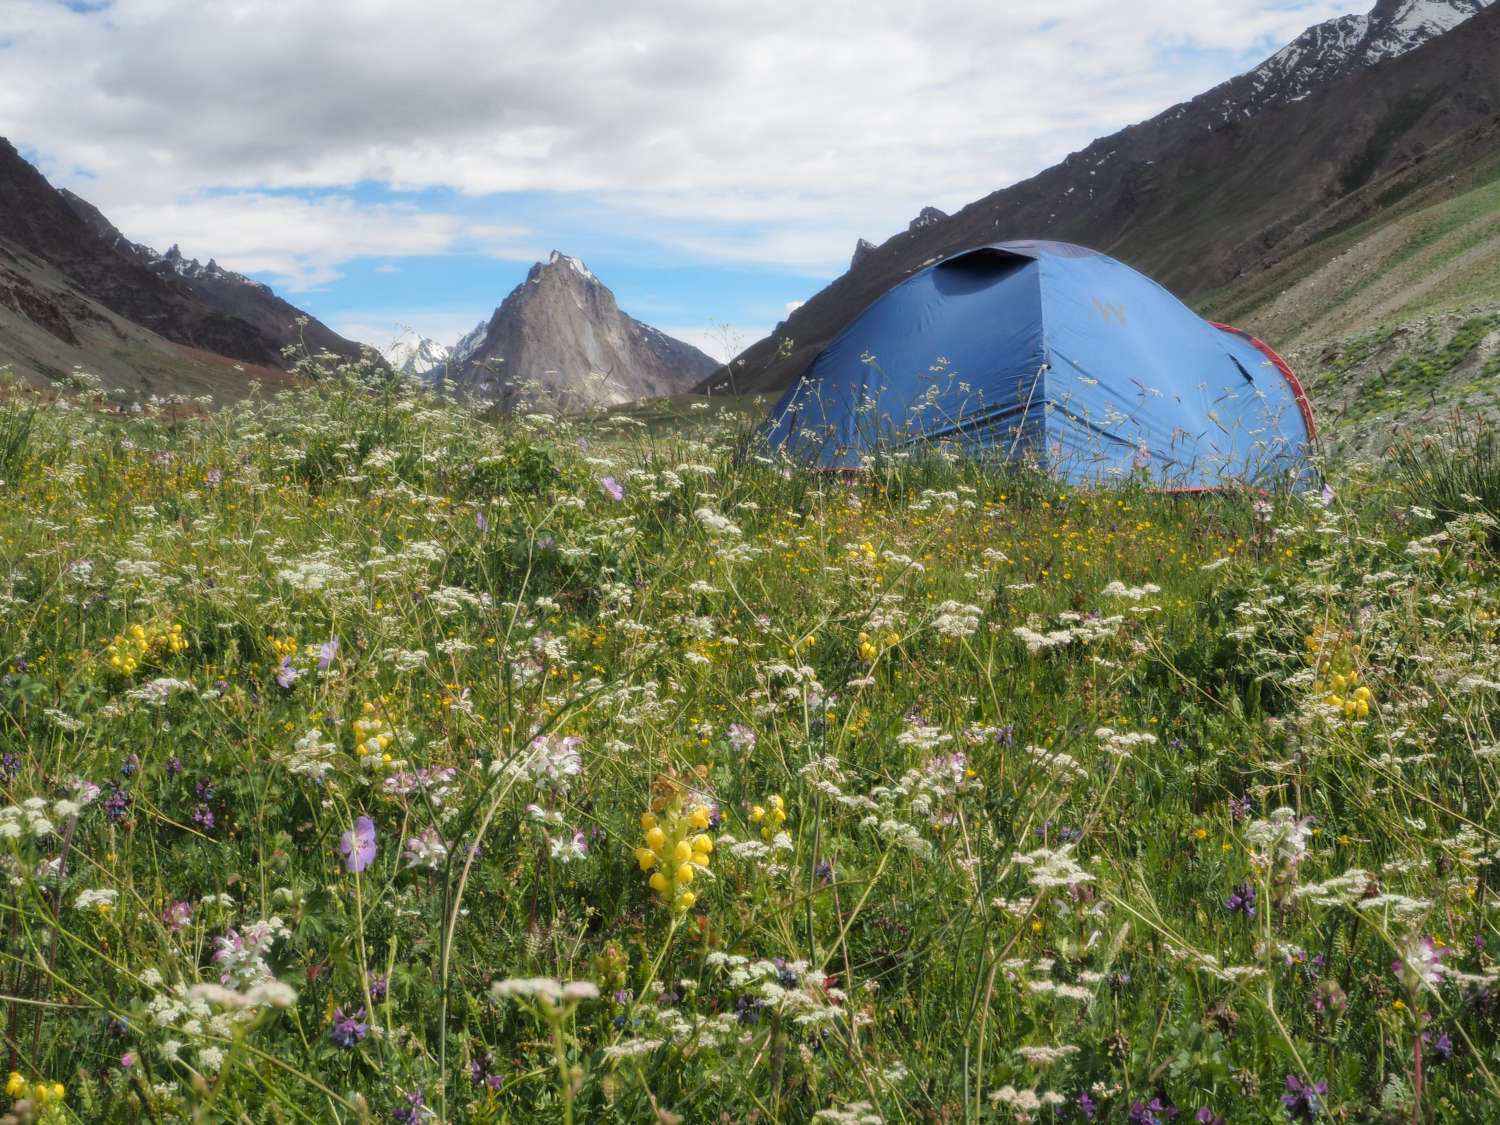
[[762, 241, 1315, 488]]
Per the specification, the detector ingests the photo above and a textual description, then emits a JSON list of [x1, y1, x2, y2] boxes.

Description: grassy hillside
[[0, 368, 1496, 1121], [1197, 125, 1500, 460]]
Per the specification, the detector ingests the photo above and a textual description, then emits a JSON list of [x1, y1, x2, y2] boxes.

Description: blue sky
[[2, 0, 1375, 359]]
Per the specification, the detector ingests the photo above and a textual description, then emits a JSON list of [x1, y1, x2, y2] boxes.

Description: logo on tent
[[1092, 298, 1128, 325]]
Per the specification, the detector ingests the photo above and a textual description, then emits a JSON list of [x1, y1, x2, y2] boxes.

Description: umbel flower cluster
[[636, 783, 715, 914], [104, 619, 186, 675]]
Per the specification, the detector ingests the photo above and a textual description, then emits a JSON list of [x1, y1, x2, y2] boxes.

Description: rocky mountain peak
[[908, 206, 948, 232], [542, 249, 598, 284], [454, 253, 718, 412]]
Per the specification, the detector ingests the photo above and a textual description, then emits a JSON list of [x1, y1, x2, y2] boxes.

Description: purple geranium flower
[[601, 475, 624, 501], [317, 636, 339, 671], [475, 509, 489, 533], [275, 654, 299, 688], [340, 815, 377, 873]]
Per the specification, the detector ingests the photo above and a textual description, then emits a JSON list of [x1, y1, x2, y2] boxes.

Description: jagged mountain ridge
[[58, 188, 363, 364], [0, 137, 286, 370], [1205, 0, 1491, 120], [454, 251, 718, 411], [718, 0, 1500, 395]]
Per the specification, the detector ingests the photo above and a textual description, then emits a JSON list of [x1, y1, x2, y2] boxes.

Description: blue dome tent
[[762, 241, 1316, 487]]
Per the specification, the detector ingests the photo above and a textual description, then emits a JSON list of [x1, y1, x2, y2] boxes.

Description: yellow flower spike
[[673, 840, 693, 862], [640, 812, 657, 831], [645, 827, 667, 853], [692, 834, 713, 854], [32, 1083, 46, 1102], [689, 806, 710, 830], [635, 848, 657, 871], [675, 891, 696, 912], [675, 863, 694, 885], [750, 806, 765, 823], [49, 1082, 63, 1101], [649, 872, 668, 893], [6, 1073, 23, 1098]]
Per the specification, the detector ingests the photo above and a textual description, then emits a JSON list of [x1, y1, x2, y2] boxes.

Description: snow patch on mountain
[[548, 250, 596, 284]]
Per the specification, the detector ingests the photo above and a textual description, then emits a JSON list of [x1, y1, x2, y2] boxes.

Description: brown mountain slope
[[0, 138, 287, 369]]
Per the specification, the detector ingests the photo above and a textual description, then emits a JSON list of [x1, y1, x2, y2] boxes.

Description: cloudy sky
[[4, 0, 1370, 358]]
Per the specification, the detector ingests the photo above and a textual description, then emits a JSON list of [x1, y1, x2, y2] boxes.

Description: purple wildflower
[[1073, 1090, 1096, 1120], [340, 815, 377, 874], [1224, 882, 1257, 919], [1312, 978, 1346, 1013], [1195, 1109, 1225, 1125], [601, 475, 624, 501], [317, 636, 339, 671], [726, 723, 757, 753], [391, 1088, 424, 1124], [1128, 1099, 1179, 1125], [1393, 934, 1449, 995], [275, 654, 299, 688], [103, 785, 130, 820], [1280, 1075, 1326, 1120], [162, 901, 193, 932], [329, 1006, 368, 1048], [1230, 795, 1251, 823], [368, 974, 389, 1003], [475, 510, 488, 533], [1424, 1028, 1454, 1063]]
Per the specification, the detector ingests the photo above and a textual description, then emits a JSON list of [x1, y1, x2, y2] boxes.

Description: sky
[[1, 0, 1374, 361]]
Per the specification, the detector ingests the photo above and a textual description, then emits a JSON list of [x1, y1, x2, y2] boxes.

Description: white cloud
[[1, 0, 1374, 286]]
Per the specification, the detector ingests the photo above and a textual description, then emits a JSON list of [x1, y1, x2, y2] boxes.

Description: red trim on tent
[[1209, 322, 1317, 441]]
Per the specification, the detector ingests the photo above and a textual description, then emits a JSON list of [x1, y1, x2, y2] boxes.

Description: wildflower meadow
[[0, 360, 1497, 1122]]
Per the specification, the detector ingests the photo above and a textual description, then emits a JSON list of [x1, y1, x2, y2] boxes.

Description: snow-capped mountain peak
[[1240, 0, 1491, 113], [547, 250, 597, 284], [449, 317, 490, 368], [381, 330, 451, 377]]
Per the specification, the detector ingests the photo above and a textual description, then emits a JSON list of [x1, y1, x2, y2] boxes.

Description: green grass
[[0, 360, 1496, 1122]]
